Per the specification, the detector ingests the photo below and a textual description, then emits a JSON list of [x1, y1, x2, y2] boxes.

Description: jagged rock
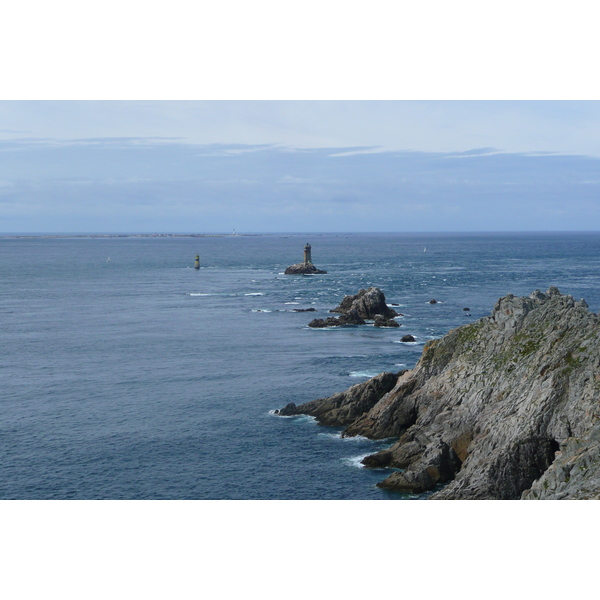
[[284, 263, 327, 275], [374, 315, 400, 328], [279, 287, 600, 499], [331, 287, 398, 320], [308, 309, 366, 328], [275, 402, 297, 416], [274, 372, 400, 426], [401, 335, 416, 342]]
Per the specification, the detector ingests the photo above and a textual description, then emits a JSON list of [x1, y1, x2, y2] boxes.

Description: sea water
[[2, 232, 600, 499]]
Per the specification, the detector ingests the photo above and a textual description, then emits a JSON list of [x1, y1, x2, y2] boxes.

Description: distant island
[[0, 233, 258, 239]]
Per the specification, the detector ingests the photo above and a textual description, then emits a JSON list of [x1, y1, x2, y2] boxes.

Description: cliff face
[[278, 287, 600, 499]]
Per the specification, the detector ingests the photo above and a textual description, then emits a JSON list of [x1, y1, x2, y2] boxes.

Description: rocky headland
[[308, 287, 400, 328], [278, 287, 600, 499]]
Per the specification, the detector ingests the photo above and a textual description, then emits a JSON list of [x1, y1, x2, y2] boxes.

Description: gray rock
[[284, 263, 327, 275], [274, 372, 401, 427], [308, 309, 366, 328], [275, 402, 297, 416], [374, 315, 400, 328], [283, 287, 600, 499], [331, 287, 398, 320]]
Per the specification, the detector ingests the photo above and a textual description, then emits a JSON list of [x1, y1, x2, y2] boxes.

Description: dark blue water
[[3, 232, 600, 499]]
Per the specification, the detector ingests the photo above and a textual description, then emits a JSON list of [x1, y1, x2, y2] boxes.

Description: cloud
[[1, 137, 600, 233], [279, 175, 311, 184]]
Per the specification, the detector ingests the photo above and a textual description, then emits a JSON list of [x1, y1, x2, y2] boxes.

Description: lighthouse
[[303, 243, 312, 265], [284, 243, 326, 274]]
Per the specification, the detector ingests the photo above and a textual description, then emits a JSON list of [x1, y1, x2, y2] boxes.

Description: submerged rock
[[278, 287, 600, 499]]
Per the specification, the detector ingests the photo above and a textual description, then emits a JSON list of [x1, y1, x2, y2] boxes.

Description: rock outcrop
[[284, 263, 327, 275], [374, 315, 400, 328], [331, 287, 399, 320], [277, 287, 600, 499], [307, 287, 399, 328], [274, 372, 400, 427], [308, 310, 366, 328]]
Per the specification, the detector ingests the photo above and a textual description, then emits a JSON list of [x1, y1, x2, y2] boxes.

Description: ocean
[[3, 232, 600, 499]]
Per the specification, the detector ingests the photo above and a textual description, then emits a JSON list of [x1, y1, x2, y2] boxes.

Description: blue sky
[[1, 101, 600, 233]]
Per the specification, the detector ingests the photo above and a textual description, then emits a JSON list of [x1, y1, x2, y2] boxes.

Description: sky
[[2, 2, 600, 235], [1, 100, 600, 233]]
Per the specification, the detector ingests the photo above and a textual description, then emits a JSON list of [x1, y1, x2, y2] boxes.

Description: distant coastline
[[0, 233, 257, 239]]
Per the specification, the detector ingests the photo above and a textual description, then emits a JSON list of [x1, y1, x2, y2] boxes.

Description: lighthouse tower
[[303, 243, 313, 265]]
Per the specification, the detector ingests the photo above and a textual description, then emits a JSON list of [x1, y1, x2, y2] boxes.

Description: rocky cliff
[[277, 287, 600, 499]]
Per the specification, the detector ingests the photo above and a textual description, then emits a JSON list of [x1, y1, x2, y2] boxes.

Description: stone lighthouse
[[303, 243, 313, 265], [284, 243, 327, 274]]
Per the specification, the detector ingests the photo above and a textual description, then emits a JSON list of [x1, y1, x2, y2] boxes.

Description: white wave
[[187, 293, 213, 296], [285, 302, 300, 305], [268, 409, 293, 418], [269, 410, 317, 423], [245, 292, 264, 296], [293, 414, 317, 424], [394, 363, 407, 367], [349, 370, 381, 378], [317, 432, 343, 440], [318, 431, 371, 442], [341, 455, 370, 468], [251, 309, 272, 312], [393, 340, 420, 345]]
